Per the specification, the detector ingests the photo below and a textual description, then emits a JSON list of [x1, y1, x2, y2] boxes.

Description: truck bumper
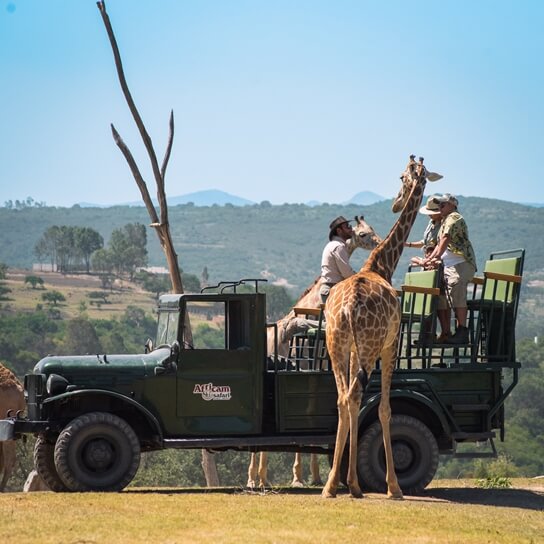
[[0, 418, 50, 441]]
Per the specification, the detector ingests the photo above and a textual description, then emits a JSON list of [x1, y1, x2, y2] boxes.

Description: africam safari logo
[[193, 383, 232, 401]]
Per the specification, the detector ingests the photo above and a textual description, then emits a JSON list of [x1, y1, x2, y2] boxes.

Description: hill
[[343, 191, 386, 205], [1, 197, 543, 295]]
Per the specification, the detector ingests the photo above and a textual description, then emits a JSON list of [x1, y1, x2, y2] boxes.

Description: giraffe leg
[[309, 453, 322, 486], [247, 452, 258, 488], [322, 388, 350, 498], [380, 347, 403, 500], [346, 376, 364, 498], [258, 452, 269, 487], [291, 452, 304, 487], [0, 442, 16, 492]]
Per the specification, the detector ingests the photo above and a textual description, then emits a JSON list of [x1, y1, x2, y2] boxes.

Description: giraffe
[[248, 216, 382, 489], [0, 362, 25, 492], [322, 156, 442, 499]]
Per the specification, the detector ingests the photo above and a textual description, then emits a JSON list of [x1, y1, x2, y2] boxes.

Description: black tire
[[357, 414, 439, 495], [54, 412, 140, 492], [34, 435, 70, 492]]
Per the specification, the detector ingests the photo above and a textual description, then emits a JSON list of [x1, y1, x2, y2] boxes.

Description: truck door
[[175, 295, 264, 435]]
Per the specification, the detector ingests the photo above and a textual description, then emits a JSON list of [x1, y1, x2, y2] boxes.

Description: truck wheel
[[34, 435, 68, 493], [54, 412, 140, 492], [34, 435, 70, 492], [357, 415, 438, 495]]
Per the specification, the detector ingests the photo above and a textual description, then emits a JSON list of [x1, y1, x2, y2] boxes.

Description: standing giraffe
[[322, 156, 442, 499], [248, 216, 382, 489]]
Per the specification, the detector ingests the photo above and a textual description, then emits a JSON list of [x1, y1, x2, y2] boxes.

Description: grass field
[[0, 480, 542, 544], [4, 269, 157, 320]]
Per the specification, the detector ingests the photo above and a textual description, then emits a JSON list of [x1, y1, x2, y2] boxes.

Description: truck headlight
[[46, 374, 70, 396]]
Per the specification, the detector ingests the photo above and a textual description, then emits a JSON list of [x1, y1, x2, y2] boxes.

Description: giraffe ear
[[426, 171, 443, 182]]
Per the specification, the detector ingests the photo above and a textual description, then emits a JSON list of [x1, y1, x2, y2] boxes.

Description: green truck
[[0, 249, 524, 493]]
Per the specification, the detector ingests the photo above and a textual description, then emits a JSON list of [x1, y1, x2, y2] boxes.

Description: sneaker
[[447, 326, 469, 345]]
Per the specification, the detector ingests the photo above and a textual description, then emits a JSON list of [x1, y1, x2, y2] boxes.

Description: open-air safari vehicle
[[0, 249, 524, 493]]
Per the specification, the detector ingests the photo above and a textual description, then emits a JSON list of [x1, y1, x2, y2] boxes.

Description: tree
[[136, 272, 171, 299], [88, 291, 111, 305], [92, 249, 115, 275], [62, 318, 102, 355], [109, 223, 147, 279], [74, 227, 104, 273], [0, 262, 11, 301], [24, 275, 45, 289], [41, 290, 66, 307], [97, 1, 217, 486], [201, 266, 209, 288]]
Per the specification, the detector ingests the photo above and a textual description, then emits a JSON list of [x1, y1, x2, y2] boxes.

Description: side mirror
[[144, 338, 154, 354], [170, 340, 180, 362]]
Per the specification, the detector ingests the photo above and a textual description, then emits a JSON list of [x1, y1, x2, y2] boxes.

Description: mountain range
[[78, 189, 387, 208]]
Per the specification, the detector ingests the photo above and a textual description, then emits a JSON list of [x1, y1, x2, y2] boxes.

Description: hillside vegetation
[[1, 198, 542, 293]]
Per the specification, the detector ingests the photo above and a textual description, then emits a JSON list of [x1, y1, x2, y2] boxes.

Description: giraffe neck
[[364, 177, 426, 283]]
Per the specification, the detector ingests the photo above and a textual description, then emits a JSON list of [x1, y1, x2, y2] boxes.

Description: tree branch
[[158, 110, 174, 226], [97, 1, 163, 195], [110, 124, 161, 228]]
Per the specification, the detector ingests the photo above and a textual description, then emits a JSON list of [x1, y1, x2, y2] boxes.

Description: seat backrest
[[482, 257, 522, 303], [401, 268, 441, 317]]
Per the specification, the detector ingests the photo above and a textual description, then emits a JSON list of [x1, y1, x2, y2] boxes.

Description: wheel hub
[[83, 438, 114, 470], [392, 441, 414, 471]]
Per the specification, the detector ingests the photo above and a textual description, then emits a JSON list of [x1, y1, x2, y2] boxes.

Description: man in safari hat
[[424, 193, 477, 344], [319, 216, 355, 303]]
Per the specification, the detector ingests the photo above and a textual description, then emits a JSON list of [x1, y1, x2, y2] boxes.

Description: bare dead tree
[[96, 0, 219, 487]]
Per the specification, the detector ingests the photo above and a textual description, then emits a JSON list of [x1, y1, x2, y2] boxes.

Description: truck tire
[[357, 414, 438, 495], [34, 435, 69, 492], [54, 412, 140, 492]]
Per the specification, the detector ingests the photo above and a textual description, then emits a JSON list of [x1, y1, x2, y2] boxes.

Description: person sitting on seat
[[424, 194, 477, 344]]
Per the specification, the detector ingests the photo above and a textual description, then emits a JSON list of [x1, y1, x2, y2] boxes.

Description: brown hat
[[419, 195, 441, 216], [329, 216, 351, 241]]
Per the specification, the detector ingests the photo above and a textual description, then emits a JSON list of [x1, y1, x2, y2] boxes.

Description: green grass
[[1, 481, 542, 544]]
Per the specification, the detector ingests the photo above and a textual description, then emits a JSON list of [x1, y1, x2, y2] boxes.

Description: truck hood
[[33, 348, 172, 384]]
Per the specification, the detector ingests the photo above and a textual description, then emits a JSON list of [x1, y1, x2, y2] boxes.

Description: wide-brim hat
[[419, 195, 441, 216], [434, 193, 459, 207], [328, 216, 351, 241]]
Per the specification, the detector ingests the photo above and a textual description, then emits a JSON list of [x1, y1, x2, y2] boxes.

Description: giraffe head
[[350, 215, 382, 250], [392, 155, 442, 213]]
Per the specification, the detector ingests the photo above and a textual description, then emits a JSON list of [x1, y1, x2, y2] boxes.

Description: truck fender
[[358, 389, 450, 438], [43, 389, 163, 444]]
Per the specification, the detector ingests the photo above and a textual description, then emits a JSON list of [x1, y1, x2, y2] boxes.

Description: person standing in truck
[[319, 216, 356, 303], [405, 195, 443, 268], [424, 193, 476, 344]]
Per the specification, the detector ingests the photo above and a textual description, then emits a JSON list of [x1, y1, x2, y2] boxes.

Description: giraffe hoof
[[291, 480, 305, 488], [388, 491, 404, 500], [321, 488, 337, 499], [349, 489, 364, 499]]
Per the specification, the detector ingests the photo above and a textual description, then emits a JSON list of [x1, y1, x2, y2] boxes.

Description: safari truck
[[0, 249, 525, 493]]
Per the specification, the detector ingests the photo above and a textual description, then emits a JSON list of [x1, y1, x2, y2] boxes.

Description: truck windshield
[[156, 311, 179, 346]]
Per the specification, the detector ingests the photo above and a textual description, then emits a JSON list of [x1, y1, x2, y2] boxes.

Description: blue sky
[[1, 0, 542, 207]]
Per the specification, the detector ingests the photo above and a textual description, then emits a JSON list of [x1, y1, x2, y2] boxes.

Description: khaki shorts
[[437, 261, 476, 310]]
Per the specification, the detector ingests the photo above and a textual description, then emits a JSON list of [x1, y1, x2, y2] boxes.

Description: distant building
[[137, 266, 169, 275], [33, 263, 57, 272]]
